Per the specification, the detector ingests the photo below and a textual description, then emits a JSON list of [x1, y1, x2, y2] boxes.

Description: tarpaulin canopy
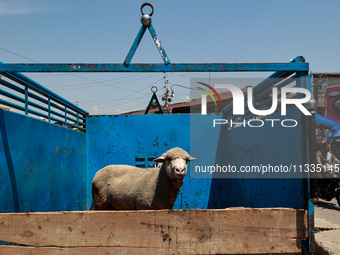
[[330, 129, 340, 139], [315, 113, 340, 130]]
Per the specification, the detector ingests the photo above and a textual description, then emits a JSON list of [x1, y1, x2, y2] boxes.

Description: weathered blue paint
[[85, 114, 212, 209], [0, 62, 309, 73], [86, 114, 222, 209], [124, 24, 170, 65], [0, 4, 312, 248], [148, 24, 170, 65], [0, 109, 307, 212], [0, 58, 310, 217], [0, 109, 87, 212], [86, 112, 306, 210], [124, 25, 147, 65]]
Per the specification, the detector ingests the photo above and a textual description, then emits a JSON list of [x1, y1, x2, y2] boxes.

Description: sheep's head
[[154, 147, 196, 180]]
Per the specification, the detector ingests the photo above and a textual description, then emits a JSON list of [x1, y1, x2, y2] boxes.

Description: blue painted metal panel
[[0, 60, 309, 213], [0, 62, 309, 73], [86, 114, 219, 209], [208, 108, 305, 209], [86, 112, 306, 210], [0, 109, 87, 212], [0, 109, 307, 212]]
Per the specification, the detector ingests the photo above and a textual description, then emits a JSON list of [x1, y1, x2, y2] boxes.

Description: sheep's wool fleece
[[161, 147, 190, 159], [92, 147, 192, 210]]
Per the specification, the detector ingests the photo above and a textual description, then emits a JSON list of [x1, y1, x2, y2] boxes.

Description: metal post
[[77, 112, 80, 131], [309, 111, 318, 200], [48, 98, 51, 123], [24, 84, 28, 115], [308, 113, 317, 254], [65, 106, 67, 127], [306, 98, 318, 254]]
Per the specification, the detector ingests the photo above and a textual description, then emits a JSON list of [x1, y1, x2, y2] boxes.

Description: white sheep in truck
[[92, 147, 195, 210]]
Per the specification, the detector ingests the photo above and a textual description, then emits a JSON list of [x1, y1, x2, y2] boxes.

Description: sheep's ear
[[154, 156, 165, 163], [188, 157, 196, 161]]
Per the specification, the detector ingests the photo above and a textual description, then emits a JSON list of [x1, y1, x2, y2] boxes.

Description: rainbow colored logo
[[197, 82, 223, 107]]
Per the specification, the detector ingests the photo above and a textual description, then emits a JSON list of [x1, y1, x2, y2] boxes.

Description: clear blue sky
[[1, 0, 339, 115]]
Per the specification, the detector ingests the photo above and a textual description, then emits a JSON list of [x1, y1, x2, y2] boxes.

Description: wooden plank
[[0, 208, 307, 255], [0, 246, 300, 255]]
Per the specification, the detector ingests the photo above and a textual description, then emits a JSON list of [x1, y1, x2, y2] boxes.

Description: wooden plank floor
[[0, 208, 307, 255]]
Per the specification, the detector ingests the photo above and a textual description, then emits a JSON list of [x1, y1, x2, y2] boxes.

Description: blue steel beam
[[148, 24, 170, 65], [124, 25, 147, 66], [124, 23, 170, 65], [0, 62, 309, 73]]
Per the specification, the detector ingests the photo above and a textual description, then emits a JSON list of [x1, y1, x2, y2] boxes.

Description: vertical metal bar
[[308, 117, 316, 254], [124, 25, 147, 65], [77, 112, 79, 131], [308, 105, 317, 254], [64, 106, 67, 127], [84, 115, 86, 133], [48, 98, 51, 123], [305, 74, 312, 91], [24, 84, 28, 115], [148, 24, 170, 64], [301, 113, 309, 254], [303, 73, 315, 254]]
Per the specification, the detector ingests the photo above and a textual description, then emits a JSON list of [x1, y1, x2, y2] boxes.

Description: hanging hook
[[141, 3, 154, 16], [151, 86, 158, 93], [140, 3, 154, 26], [124, 2, 170, 65]]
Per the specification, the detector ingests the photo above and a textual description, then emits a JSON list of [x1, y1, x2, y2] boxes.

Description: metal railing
[[0, 64, 88, 132]]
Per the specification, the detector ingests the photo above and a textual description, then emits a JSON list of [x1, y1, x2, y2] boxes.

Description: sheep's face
[[166, 157, 188, 179], [154, 148, 196, 180]]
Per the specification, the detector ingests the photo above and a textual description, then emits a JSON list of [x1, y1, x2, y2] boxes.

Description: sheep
[[92, 147, 195, 210]]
